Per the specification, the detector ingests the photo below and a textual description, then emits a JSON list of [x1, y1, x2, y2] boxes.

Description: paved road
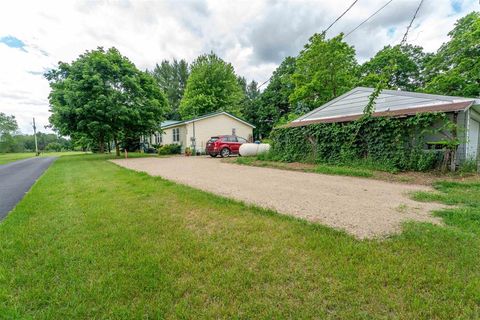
[[0, 157, 57, 220]]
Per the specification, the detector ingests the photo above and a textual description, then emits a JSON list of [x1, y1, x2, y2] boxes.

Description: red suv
[[206, 135, 248, 157]]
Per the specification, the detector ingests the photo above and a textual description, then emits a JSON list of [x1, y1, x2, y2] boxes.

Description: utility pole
[[33, 117, 39, 156]]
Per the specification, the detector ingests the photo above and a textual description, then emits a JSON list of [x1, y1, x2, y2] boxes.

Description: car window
[[208, 137, 219, 143], [227, 136, 237, 142], [237, 137, 247, 143]]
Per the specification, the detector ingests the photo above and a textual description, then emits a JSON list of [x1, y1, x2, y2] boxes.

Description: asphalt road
[[0, 157, 57, 220]]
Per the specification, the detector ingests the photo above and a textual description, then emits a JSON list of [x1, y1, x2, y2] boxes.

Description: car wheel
[[220, 148, 230, 158], [209, 153, 217, 158]]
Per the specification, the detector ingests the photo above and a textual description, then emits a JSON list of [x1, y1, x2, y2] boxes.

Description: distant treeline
[[0, 132, 73, 153]]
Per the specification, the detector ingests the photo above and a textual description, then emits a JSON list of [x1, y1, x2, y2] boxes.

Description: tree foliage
[[151, 59, 189, 120], [0, 113, 18, 139], [253, 57, 297, 137], [360, 44, 430, 91], [46, 47, 168, 154], [424, 12, 480, 97], [290, 33, 358, 111], [179, 53, 245, 119], [0, 113, 19, 152]]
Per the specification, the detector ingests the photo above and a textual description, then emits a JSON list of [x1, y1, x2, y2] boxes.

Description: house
[[287, 87, 480, 164], [143, 111, 255, 153]]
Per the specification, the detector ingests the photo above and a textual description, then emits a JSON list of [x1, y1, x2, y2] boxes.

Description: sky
[[0, 0, 478, 134]]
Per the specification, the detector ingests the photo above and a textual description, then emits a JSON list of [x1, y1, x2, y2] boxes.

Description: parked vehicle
[[206, 135, 248, 157]]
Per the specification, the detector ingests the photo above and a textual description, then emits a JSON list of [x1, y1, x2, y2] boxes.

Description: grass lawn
[[0, 151, 89, 165], [231, 156, 479, 185], [1, 154, 479, 318]]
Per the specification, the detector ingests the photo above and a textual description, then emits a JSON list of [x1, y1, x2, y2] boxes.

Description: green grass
[[1, 154, 479, 318], [236, 156, 374, 177], [0, 151, 88, 165]]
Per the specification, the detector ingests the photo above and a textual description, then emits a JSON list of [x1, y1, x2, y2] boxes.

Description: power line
[[324, 0, 361, 33], [258, 0, 360, 89], [401, 0, 424, 45], [344, 0, 395, 38], [257, 77, 271, 89]]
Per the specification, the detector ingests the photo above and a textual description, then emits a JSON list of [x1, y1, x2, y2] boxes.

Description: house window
[[155, 133, 162, 144], [232, 128, 236, 136], [173, 128, 180, 142]]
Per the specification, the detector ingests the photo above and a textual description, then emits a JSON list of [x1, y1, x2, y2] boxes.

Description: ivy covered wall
[[270, 112, 460, 172]]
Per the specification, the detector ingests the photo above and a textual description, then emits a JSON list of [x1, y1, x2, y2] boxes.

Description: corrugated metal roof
[[290, 87, 478, 127]]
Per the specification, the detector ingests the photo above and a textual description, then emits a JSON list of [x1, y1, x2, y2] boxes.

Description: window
[[232, 128, 236, 136], [155, 133, 162, 144], [226, 136, 237, 142], [172, 128, 180, 142], [237, 137, 247, 143]]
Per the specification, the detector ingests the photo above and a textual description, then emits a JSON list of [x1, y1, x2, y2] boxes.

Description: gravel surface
[[111, 157, 445, 239]]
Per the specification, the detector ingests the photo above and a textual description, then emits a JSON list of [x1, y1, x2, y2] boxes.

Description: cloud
[[0, 0, 477, 134]]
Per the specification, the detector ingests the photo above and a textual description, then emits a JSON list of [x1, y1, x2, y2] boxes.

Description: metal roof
[[290, 87, 479, 127], [160, 111, 255, 129], [160, 120, 182, 127]]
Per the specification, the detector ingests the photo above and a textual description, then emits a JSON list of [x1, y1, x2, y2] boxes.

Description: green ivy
[[270, 113, 454, 172]]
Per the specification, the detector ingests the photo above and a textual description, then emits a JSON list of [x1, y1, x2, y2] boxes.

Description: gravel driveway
[[111, 157, 445, 239]]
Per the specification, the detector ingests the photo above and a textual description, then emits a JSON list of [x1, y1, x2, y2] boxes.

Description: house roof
[[160, 111, 255, 129], [287, 87, 479, 127], [160, 120, 182, 127]]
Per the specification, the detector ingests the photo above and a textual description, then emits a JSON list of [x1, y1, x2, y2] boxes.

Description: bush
[[158, 144, 181, 155], [459, 160, 479, 174], [45, 142, 63, 152]]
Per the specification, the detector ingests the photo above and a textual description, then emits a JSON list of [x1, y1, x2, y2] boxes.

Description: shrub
[[158, 144, 181, 155], [459, 160, 479, 174]]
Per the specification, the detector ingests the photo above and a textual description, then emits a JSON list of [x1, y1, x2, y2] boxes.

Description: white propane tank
[[239, 143, 270, 157]]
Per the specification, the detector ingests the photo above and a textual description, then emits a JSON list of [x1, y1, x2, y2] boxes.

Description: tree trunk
[[114, 136, 120, 157], [99, 135, 105, 153]]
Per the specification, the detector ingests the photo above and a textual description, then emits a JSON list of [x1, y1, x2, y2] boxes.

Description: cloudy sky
[[0, 0, 478, 133]]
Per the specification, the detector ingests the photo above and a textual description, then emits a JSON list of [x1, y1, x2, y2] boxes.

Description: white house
[[143, 111, 255, 153]]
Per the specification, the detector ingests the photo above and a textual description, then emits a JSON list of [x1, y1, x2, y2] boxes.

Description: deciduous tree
[[179, 53, 244, 119], [360, 44, 430, 91], [290, 33, 358, 111], [424, 12, 480, 97], [46, 47, 168, 155]]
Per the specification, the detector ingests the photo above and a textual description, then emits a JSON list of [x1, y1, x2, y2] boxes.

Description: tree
[[239, 80, 261, 136], [179, 53, 245, 119], [0, 113, 19, 152], [254, 57, 297, 137], [360, 44, 430, 91], [423, 12, 480, 97], [290, 33, 358, 111], [46, 47, 169, 155], [151, 59, 189, 120]]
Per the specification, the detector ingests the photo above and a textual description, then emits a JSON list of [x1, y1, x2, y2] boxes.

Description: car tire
[[220, 148, 230, 158], [209, 153, 217, 158]]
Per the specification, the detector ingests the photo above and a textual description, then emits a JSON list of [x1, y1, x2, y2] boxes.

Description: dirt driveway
[[111, 157, 445, 239]]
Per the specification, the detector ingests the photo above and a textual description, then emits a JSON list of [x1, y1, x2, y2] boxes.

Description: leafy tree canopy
[[254, 56, 297, 137], [179, 52, 245, 119], [424, 11, 480, 97], [151, 59, 189, 120], [0, 112, 18, 140], [290, 33, 358, 111], [360, 44, 431, 91], [45, 47, 169, 154]]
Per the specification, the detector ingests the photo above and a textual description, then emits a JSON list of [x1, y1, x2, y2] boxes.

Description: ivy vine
[[270, 112, 458, 172]]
